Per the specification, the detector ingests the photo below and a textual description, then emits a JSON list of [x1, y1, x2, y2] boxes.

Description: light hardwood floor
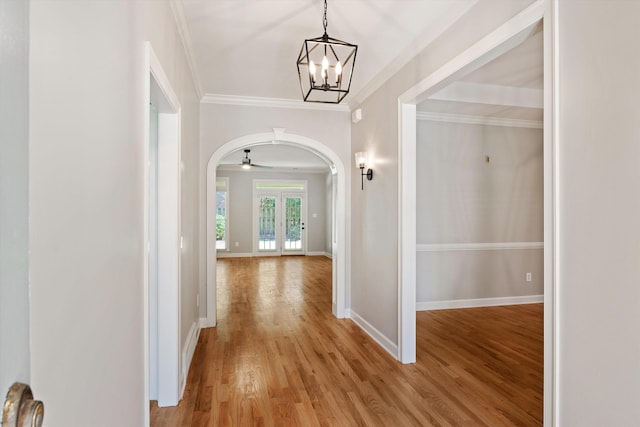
[[151, 256, 543, 426]]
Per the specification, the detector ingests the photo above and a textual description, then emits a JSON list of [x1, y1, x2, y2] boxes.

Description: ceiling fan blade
[[249, 163, 272, 169]]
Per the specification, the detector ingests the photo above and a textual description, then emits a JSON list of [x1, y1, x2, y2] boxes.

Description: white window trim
[[216, 177, 229, 252]]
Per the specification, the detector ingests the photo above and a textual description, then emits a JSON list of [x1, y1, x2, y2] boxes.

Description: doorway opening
[[253, 180, 308, 256], [144, 43, 182, 422], [397, 1, 555, 425], [205, 131, 349, 328]]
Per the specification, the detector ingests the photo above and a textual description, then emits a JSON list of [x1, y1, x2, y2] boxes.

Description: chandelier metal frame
[[296, 0, 358, 104]]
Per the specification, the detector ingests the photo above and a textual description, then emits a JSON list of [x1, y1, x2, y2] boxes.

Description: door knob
[[2, 383, 44, 427]]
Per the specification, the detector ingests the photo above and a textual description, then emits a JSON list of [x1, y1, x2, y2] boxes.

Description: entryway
[[205, 130, 349, 325], [254, 182, 307, 256], [144, 43, 182, 422]]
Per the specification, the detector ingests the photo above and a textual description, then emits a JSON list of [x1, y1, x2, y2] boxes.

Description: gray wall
[[350, 0, 536, 343], [416, 120, 543, 303], [0, 0, 30, 395], [28, 2, 201, 424], [325, 172, 333, 255], [216, 169, 329, 255], [557, 1, 640, 424]]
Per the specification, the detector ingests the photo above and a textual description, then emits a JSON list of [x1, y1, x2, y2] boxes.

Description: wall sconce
[[355, 151, 373, 190]]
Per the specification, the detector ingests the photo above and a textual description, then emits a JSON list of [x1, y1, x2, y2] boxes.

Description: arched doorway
[[204, 129, 348, 327]]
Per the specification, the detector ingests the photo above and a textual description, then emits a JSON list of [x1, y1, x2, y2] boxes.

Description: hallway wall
[[0, 0, 30, 396], [28, 1, 200, 425], [416, 120, 543, 305], [557, 1, 640, 424]]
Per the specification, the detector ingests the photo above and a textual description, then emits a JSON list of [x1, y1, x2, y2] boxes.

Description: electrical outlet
[[235, 241, 239, 247], [526, 272, 532, 282]]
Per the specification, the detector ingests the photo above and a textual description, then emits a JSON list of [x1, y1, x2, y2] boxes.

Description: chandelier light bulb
[[309, 60, 316, 82], [322, 55, 329, 83], [296, 0, 358, 103]]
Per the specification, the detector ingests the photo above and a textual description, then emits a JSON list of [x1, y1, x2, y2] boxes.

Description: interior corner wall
[[416, 120, 543, 304], [198, 103, 351, 317], [557, 1, 640, 424], [0, 0, 30, 396], [325, 171, 334, 255], [28, 1, 200, 425], [215, 170, 328, 255], [349, 0, 537, 346]]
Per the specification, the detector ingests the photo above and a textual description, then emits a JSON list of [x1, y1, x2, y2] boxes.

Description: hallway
[[151, 256, 542, 426]]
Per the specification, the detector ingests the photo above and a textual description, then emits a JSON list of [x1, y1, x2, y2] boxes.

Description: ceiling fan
[[241, 149, 271, 169]]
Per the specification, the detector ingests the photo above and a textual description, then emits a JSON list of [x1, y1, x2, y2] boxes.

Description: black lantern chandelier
[[296, 0, 358, 104]]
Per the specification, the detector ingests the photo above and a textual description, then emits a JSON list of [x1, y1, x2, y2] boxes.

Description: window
[[216, 177, 229, 250]]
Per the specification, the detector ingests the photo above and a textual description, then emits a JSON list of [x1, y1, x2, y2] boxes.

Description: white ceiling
[[178, 0, 476, 102], [178, 1, 544, 169], [418, 27, 543, 120]]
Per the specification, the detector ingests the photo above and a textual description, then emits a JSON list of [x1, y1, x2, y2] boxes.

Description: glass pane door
[[283, 194, 304, 253], [258, 195, 278, 251]]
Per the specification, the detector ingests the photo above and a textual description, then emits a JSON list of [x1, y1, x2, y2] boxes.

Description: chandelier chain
[[323, 0, 328, 34]]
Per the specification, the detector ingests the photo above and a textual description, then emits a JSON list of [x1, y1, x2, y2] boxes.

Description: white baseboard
[[180, 321, 200, 397], [416, 241, 543, 252], [216, 252, 252, 258], [199, 317, 214, 328], [306, 251, 326, 256], [348, 309, 399, 360], [417, 294, 544, 311], [217, 252, 333, 259], [306, 251, 333, 258]]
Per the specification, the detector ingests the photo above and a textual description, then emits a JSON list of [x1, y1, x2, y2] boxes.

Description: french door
[[255, 193, 305, 255]]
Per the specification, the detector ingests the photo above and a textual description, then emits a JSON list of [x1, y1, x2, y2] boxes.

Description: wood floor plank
[[151, 256, 543, 426]]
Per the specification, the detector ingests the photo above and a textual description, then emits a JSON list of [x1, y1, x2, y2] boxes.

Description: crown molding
[[417, 111, 542, 129], [169, 0, 203, 99], [348, 0, 479, 109], [201, 94, 351, 112], [430, 81, 543, 109]]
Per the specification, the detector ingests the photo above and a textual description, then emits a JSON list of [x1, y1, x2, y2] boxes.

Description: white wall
[[199, 103, 351, 317], [28, 1, 200, 425], [350, 0, 536, 344], [0, 0, 30, 396], [325, 172, 333, 255], [557, 1, 640, 424], [416, 120, 543, 304]]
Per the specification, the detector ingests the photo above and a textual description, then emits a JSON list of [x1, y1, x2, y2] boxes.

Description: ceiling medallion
[[296, 0, 358, 104]]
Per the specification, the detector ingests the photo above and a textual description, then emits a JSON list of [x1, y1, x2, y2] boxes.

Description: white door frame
[[396, 0, 557, 425], [143, 42, 182, 421], [205, 130, 349, 326]]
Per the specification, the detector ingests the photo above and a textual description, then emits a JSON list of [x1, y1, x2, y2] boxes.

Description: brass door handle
[[2, 383, 44, 427]]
